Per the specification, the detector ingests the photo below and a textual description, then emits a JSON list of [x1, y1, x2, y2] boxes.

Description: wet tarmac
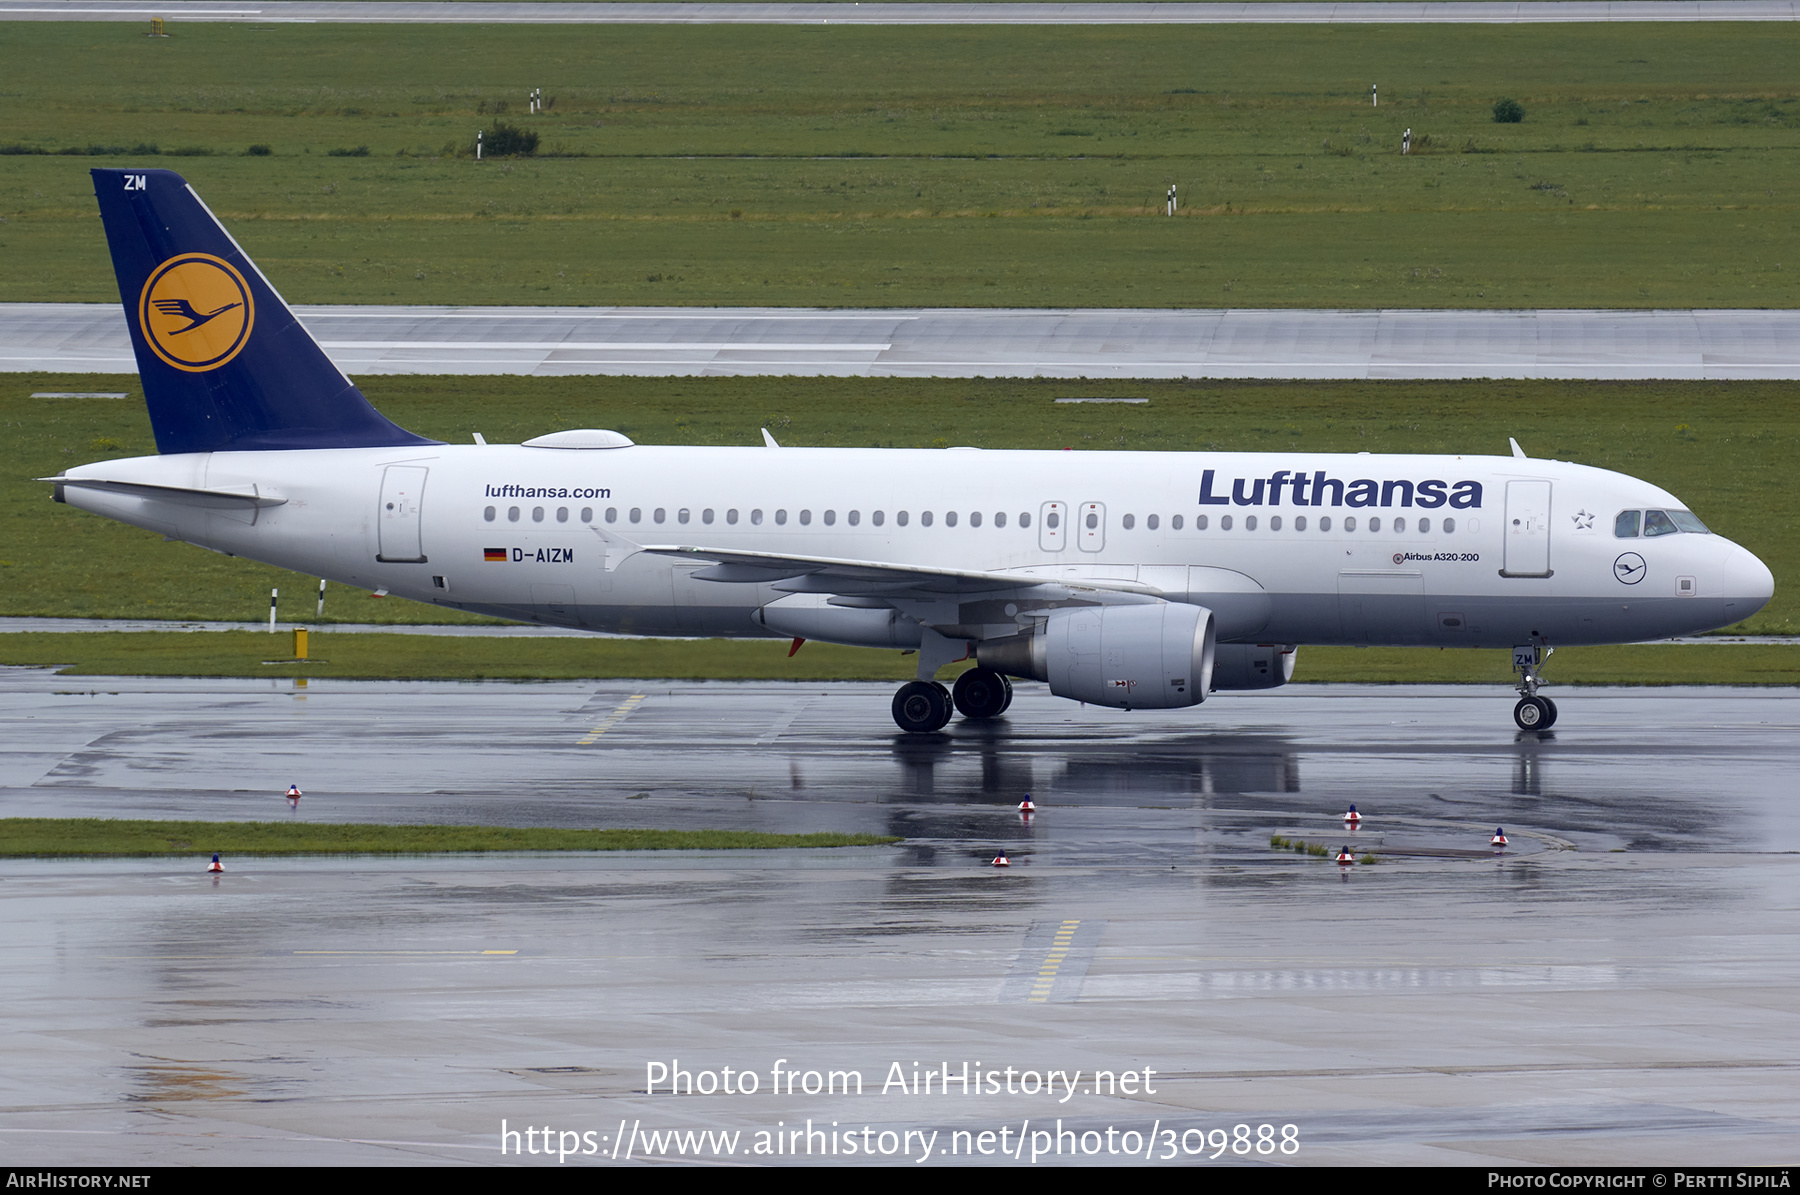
[[2, 671, 1796, 1165]]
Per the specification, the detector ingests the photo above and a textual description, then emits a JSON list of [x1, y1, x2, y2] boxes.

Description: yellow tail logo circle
[[138, 253, 254, 372]]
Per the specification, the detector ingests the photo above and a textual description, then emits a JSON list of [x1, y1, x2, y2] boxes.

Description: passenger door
[[1502, 480, 1552, 577], [376, 465, 428, 563]]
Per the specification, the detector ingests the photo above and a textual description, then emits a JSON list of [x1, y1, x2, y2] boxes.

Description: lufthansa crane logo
[[138, 253, 254, 372], [1614, 552, 1647, 585]]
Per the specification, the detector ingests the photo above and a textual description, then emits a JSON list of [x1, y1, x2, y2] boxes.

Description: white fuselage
[[60, 443, 1773, 650]]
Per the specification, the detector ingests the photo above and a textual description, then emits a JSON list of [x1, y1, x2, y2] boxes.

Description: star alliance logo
[[1572, 509, 1596, 531]]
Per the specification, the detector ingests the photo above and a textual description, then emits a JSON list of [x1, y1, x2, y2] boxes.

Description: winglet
[[762, 428, 781, 448], [1509, 437, 1527, 460]]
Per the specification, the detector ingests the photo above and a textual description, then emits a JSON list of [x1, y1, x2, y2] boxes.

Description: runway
[[11, 303, 1800, 380], [2, 671, 1796, 1165], [3, 1, 1798, 23]]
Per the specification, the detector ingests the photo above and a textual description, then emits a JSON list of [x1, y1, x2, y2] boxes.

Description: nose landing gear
[[1511, 643, 1558, 730]]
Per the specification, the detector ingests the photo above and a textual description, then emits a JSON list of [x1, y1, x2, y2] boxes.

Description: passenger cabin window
[[1172, 514, 1183, 530], [702, 509, 714, 524], [1146, 514, 1158, 530], [1221, 515, 1233, 530], [1122, 514, 1135, 530], [580, 507, 593, 523], [1294, 515, 1306, 531], [533, 506, 545, 522], [604, 507, 616, 523], [484, 506, 496, 522], [557, 507, 569, 523], [508, 506, 521, 522]]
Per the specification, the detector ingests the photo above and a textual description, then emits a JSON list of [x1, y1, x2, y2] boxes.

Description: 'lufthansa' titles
[[1198, 469, 1482, 510]]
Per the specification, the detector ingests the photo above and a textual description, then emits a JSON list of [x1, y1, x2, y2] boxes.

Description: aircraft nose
[[1725, 541, 1775, 620]]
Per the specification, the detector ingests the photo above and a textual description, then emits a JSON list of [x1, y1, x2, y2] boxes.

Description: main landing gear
[[891, 667, 1014, 733], [1511, 643, 1558, 731]]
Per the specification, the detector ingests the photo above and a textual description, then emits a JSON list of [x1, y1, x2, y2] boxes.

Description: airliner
[[50, 169, 1775, 733]]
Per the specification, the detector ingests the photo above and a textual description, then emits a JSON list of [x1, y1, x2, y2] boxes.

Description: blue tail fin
[[92, 168, 436, 455]]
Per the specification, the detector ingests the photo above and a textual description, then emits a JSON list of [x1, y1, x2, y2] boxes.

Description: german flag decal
[[484, 548, 507, 561]]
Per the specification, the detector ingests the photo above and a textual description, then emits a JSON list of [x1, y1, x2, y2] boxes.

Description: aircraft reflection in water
[[56, 169, 1774, 734]]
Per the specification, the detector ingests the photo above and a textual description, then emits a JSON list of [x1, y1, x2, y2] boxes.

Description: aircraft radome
[[50, 169, 1775, 733]]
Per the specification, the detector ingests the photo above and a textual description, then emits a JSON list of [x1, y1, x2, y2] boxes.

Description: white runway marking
[[9, 303, 1800, 380]]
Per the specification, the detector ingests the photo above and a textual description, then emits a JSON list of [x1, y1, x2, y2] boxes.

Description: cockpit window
[[1667, 510, 1710, 534], [1618, 508, 1709, 537]]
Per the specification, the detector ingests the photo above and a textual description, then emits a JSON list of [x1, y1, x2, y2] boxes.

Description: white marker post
[[1372, 83, 1378, 107], [316, 578, 327, 619], [476, 131, 482, 160], [1403, 127, 1412, 155], [268, 588, 278, 633]]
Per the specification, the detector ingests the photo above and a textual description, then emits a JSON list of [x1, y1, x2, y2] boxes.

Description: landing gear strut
[[1511, 643, 1558, 730]]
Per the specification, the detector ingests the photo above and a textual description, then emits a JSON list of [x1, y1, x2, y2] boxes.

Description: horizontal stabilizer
[[46, 475, 287, 508]]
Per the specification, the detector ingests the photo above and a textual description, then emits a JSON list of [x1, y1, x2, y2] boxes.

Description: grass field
[[0, 817, 901, 856], [6, 370, 1791, 634], [2, 22, 1797, 308], [1, 630, 1795, 685]]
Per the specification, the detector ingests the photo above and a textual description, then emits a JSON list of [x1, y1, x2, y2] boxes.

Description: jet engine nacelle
[[1210, 643, 1298, 690], [978, 603, 1215, 710]]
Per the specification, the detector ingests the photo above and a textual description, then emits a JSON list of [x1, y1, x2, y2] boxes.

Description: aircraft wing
[[636, 544, 1160, 602]]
